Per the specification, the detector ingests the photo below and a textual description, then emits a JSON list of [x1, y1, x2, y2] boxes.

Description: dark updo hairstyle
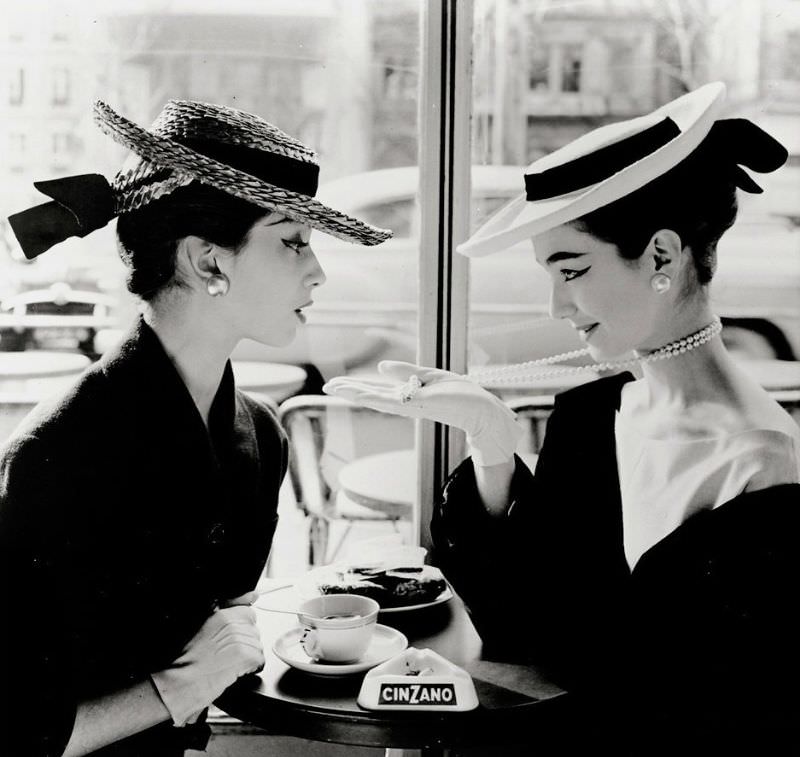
[[116, 182, 269, 300], [569, 119, 788, 286]]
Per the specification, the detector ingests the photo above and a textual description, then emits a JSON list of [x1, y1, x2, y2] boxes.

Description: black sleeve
[[430, 391, 629, 690], [430, 454, 534, 645], [0, 435, 77, 757], [430, 398, 572, 661]]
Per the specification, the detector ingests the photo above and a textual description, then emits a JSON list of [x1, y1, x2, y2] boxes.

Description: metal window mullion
[[415, 0, 473, 551]]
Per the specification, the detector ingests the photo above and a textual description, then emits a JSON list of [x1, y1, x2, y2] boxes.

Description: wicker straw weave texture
[[95, 100, 391, 247]]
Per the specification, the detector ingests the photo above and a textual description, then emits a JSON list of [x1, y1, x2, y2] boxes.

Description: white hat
[[458, 82, 734, 258]]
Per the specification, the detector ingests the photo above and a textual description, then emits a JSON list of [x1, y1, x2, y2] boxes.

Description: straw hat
[[458, 82, 787, 258], [9, 99, 392, 259]]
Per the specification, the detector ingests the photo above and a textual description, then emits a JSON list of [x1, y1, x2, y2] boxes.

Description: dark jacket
[[0, 320, 287, 757], [432, 374, 800, 754]]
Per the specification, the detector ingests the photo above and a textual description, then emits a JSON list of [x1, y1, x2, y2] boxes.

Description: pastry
[[318, 565, 447, 609]]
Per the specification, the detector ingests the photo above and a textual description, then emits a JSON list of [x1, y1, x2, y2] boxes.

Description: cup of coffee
[[297, 594, 379, 663]]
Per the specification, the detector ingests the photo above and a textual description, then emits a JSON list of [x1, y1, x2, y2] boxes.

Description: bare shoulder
[[619, 373, 799, 443]]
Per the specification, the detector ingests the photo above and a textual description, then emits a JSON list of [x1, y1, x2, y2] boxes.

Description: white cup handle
[[300, 626, 321, 659]]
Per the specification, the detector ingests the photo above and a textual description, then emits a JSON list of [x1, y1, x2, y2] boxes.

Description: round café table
[[337, 450, 539, 519], [232, 361, 307, 403], [338, 450, 417, 518], [217, 587, 568, 756], [0, 352, 91, 440], [0, 350, 90, 391]]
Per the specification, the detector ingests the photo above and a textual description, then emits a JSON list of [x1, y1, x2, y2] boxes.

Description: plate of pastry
[[299, 564, 453, 613]]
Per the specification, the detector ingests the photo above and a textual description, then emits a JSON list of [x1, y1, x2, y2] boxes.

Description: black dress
[[432, 374, 800, 754], [0, 319, 287, 757]]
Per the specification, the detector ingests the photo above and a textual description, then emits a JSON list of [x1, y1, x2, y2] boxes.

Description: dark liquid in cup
[[322, 613, 362, 620]]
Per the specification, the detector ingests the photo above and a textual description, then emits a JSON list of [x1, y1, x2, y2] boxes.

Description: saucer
[[273, 624, 408, 676]]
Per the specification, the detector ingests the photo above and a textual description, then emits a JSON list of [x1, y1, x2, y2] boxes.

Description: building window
[[526, 42, 583, 94], [561, 43, 582, 93], [785, 31, 800, 80], [609, 40, 635, 93], [9, 133, 27, 171], [9, 68, 24, 106], [9, 133, 26, 152], [382, 57, 416, 101], [528, 42, 550, 91], [52, 68, 70, 106], [52, 132, 71, 155], [51, 16, 70, 43]]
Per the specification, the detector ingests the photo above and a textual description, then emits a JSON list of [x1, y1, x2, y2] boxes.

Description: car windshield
[[357, 199, 416, 238]]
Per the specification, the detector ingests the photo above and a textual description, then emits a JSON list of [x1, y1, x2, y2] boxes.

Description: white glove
[[151, 605, 264, 727], [323, 361, 522, 467]]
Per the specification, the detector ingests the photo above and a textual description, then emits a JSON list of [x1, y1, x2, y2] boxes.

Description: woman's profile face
[[532, 223, 666, 360], [223, 214, 326, 347]]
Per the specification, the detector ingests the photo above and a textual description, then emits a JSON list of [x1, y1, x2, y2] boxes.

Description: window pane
[[468, 0, 800, 426], [0, 0, 423, 574]]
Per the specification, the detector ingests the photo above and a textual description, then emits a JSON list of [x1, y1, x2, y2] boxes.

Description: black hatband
[[524, 117, 681, 201]]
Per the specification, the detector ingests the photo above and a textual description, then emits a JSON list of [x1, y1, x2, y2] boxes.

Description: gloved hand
[[151, 605, 264, 727], [323, 361, 522, 466]]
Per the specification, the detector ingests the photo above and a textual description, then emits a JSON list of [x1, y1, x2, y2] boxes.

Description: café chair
[[277, 394, 414, 566], [506, 394, 557, 454], [232, 360, 307, 403], [771, 389, 800, 423]]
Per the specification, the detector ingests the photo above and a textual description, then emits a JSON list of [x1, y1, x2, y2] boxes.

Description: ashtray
[[357, 647, 479, 711]]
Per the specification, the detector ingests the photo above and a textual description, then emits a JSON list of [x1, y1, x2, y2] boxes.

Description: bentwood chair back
[[277, 394, 414, 566], [505, 394, 557, 455]]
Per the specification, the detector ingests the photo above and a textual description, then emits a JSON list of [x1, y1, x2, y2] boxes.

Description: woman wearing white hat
[[0, 101, 390, 756], [324, 83, 800, 750]]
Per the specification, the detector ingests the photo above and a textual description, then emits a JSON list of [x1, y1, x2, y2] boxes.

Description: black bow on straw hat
[[8, 100, 392, 260], [458, 82, 788, 258]]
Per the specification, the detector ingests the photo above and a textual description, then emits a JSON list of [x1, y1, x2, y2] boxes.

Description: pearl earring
[[206, 273, 230, 297], [650, 273, 671, 294]]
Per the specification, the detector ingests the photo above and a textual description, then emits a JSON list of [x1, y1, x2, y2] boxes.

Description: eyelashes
[[282, 238, 309, 254], [560, 266, 590, 282]]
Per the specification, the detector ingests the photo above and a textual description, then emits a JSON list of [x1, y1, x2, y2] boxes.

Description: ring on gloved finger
[[399, 374, 423, 404]]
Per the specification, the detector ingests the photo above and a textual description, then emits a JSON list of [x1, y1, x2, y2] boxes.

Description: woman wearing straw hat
[[324, 82, 800, 751], [0, 101, 389, 756]]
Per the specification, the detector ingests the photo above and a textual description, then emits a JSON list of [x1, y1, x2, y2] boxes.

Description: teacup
[[297, 594, 379, 663]]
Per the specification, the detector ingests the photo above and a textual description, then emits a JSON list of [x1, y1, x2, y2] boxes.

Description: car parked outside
[[0, 282, 119, 357], [230, 166, 800, 376]]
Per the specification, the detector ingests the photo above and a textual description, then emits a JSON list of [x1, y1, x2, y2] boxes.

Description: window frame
[[415, 0, 473, 550]]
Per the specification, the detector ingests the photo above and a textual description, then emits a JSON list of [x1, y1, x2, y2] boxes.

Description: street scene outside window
[[1, 0, 799, 578], [466, 0, 800, 377]]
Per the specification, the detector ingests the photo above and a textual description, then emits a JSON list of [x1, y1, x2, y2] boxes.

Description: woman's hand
[[150, 606, 264, 727], [323, 361, 522, 466]]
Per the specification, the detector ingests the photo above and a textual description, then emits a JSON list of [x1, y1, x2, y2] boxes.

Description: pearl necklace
[[468, 317, 723, 387]]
